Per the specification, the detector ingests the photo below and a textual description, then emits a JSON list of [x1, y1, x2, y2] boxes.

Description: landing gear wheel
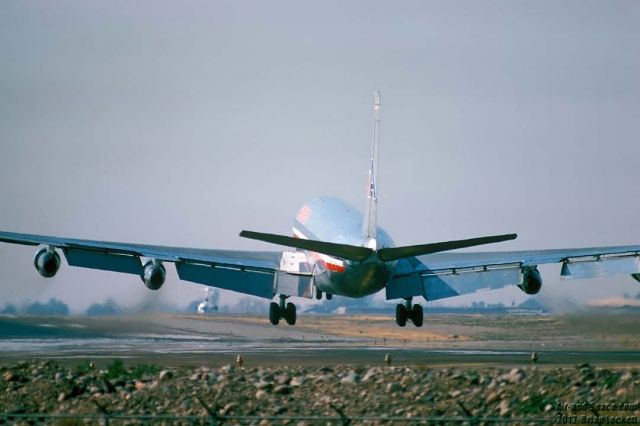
[[326, 293, 333, 300], [395, 304, 408, 327], [284, 302, 297, 325], [269, 302, 280, 325], [411, 304, 423, 327], [315, 288, 322, 300]]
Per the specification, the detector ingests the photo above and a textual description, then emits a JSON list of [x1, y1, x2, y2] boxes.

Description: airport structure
[[2, 92, 640, 327]]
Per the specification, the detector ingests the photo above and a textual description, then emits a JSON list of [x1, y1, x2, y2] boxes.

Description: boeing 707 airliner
[[2, 92, 640, 327]]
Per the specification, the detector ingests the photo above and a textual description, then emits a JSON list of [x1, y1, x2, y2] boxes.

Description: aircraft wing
[[386, 245, 640, 301], [0, 230, 314, 299]]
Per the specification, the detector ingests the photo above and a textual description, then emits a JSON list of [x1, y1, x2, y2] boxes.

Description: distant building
[[23, 298, 69, 316], [0, 304, 18, 315], [86, 299, 122, 316]]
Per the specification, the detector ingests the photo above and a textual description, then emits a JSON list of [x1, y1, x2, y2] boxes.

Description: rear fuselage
[[292, 196, 396, 297]]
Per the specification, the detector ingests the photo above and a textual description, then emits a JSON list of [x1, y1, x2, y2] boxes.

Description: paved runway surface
[[1, 313, 639, 368]]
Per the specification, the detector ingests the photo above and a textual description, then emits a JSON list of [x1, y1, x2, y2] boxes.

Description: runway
[[1, 313, 639, 368]]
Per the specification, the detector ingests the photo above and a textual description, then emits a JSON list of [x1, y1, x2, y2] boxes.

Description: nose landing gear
[[269, 295, 297, 326], [395, 298, 423, 327]]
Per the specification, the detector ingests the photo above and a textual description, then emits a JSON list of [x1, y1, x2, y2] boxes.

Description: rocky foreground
[[1, 360, 639, 424]]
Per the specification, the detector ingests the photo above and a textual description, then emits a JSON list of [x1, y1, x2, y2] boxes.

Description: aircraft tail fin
[[362, 91, 381, 246]]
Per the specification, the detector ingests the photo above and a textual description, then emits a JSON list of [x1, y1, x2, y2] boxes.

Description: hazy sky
[[1, 1, 639, 312]]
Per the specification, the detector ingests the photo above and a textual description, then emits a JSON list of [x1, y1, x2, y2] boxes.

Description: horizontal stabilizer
[[377, 233, 517, 261], [240, 230, 373, 261]]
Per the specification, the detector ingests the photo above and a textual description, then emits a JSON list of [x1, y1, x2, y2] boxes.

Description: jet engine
[[33, 248, 61, 278], [141, 261, 166, 290], [518, 265, 542, 295]]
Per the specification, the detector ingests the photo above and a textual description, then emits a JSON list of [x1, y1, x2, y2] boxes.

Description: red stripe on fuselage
[[325, 261, 345, 272], [309, 251, 346, 273], [291, 227, 346, 273]]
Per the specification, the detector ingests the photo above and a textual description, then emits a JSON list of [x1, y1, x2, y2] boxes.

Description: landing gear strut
[[269, 295, 296, 326], [395, 298, 423, 327]]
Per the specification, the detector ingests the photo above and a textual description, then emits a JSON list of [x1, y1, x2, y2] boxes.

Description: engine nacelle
[[33, 248, 61, 278], [141, 261, 166, 290], [518, 265, 542, 295]]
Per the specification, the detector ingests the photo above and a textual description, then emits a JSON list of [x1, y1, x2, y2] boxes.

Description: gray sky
[[1, 0, 639, 312]]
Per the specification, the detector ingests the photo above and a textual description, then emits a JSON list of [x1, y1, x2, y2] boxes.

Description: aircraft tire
[[326, 293, 333, 300], [411, 304, 423, 327], [284, 302, 297, 325], [269, 302, 280, 325], [395, 304, 408, 327], [315, 288, 322, 300]]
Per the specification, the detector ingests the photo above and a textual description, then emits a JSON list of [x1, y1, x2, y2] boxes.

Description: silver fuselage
[[292, 196, 396, 297]]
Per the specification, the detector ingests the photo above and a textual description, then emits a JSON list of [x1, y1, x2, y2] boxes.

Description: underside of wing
[[386, 245, 640, 301], [0, 230, 315, 299]]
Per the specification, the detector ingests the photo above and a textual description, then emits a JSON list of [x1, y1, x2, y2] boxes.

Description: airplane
[[2, 91, 640, 327], [197, 288, 218, 314]]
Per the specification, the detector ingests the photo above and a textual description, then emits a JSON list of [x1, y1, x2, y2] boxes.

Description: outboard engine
[[33, 248, 61, 278], [518, 265, 542, 295], [141, 260, 166, 290]]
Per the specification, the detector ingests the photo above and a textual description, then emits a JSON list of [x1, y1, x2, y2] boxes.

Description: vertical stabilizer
[[362, 91, 381, 247]]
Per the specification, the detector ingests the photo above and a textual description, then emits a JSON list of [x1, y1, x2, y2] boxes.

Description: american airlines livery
[[2, 92, 639, 327]]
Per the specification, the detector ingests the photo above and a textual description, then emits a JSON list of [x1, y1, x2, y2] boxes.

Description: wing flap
[[561, 255, 640, 280], [176, 263, 276, 299], [385, 273, 423, 300], [387, 266, 522, 301], [422, 267, 521, 300], [63, 248, 144, 275], [276, 271, 313, 298]]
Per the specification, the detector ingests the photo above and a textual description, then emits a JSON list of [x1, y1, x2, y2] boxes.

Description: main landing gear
[[269, 295, 296, 326], [396, 298, 423, 327], [315, 288, 333, 300]]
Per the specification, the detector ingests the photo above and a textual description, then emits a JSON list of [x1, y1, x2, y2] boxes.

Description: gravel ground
[[1, 359, 639, 424]]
